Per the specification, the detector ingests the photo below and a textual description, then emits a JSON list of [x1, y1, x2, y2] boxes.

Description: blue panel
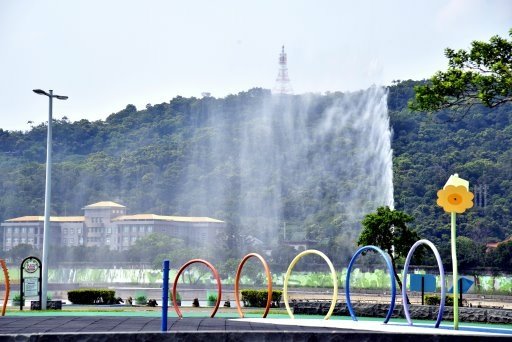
[[409, 274, 437, 292], [447, 277, 474, 294], [409, 274, 423, 292]]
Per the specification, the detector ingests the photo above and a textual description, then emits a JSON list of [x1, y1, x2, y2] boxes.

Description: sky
[[0, 0, 511, 131]]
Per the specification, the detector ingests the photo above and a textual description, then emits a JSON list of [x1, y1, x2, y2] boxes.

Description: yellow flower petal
[[437, 185, 474, 214]]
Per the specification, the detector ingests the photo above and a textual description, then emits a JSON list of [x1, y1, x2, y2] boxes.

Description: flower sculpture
[[437, 174, 474, 330], [437, 185, 474, 214]]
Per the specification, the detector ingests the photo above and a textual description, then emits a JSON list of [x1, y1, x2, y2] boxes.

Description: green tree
[[127, 233, 183, 265], [489, 240, 512, 270], [8, 244, 35, 263], [456, 236, 485, 271], [357, 206, 419, 293], [409, 29, 512, 115]]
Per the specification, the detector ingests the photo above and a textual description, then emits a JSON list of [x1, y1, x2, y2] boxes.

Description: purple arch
[[402, 239, 446, 328]]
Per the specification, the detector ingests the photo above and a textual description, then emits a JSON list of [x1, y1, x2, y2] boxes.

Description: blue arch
[[345, 245, 396, 323], [402, 239, 446, 328]]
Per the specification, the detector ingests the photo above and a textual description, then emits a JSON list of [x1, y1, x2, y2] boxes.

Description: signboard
[[23, 278, 39, 297], [410, 274, 437, 293], [20, 256, 42, 310]]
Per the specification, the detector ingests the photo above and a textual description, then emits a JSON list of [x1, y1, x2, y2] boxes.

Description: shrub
[[241, 290, 282, 308], [67, 289, 116, 304], [135, 295, 147, 305], [424, 294, 462, 306]]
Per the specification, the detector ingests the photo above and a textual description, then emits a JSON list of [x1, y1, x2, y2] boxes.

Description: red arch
[[172, 259, 222, 318]]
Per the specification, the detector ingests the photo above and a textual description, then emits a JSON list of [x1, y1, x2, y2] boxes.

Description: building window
[[139, 226, 145, 233], [123, 236, 129, 244], [131, 236, 137, 243], [28, 227, 34, 234], [106, 227, 111, 234], [21, 227, 27, 233], [28, 238, 34, 244], [63, 228, 68, 234], [124, 226, 129, 233], [6, 227, 12, 234], [6, 238, 11, 244], [147, 226, 153, 233], [106, 237, 111, 244], [70, 228, 74, 234]]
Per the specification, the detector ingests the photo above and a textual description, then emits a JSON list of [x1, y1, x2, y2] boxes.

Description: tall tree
[[357, 206, 419, 293], [409, 29, 512, 116]]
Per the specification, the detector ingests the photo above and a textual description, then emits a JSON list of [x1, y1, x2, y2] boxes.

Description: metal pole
[[421, 276, 425, 306], [162, 260, 170, 331], [41, 90, 53, 310], [451, 212, 459, 329]]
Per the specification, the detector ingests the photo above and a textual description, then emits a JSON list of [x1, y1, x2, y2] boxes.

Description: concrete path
[[0, 316, 511, 341]]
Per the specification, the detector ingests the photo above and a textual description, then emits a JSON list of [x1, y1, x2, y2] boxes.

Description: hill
[[1, 82, 511, 269]]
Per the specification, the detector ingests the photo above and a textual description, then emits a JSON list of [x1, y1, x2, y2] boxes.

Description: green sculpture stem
[[451, 212, 459, 330]]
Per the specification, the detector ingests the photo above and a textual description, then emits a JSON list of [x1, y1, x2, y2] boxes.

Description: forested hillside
[[389, 80, 512, 242], [1, 82, 511, 269]]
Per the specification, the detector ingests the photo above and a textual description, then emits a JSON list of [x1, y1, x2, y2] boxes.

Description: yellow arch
[[283, 249, 338, 320]]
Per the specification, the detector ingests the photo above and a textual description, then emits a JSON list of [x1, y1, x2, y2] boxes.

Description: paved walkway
[[0, 316, 511, 342], [0, 316, 341, 334]]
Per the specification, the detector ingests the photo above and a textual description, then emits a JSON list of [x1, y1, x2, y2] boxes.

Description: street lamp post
[[33, 89, 68, 310]]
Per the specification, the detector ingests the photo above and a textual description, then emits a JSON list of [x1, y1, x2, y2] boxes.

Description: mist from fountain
[[174, 87, 394, 256]]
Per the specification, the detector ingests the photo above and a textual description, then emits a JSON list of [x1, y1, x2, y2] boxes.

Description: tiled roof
[[112, 214, 224, 223], [6, 216, 85, 223]]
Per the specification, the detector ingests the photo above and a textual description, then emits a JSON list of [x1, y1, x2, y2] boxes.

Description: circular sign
[[22, 258, 40, 273]]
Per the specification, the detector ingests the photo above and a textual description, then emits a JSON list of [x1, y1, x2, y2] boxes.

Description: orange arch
[[172, 259, 222, 318], [0, 259, 10, 316], [234, 253, 272, 318]]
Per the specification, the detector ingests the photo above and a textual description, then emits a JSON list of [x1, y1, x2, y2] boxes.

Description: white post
[[41, 90, 53, 310]]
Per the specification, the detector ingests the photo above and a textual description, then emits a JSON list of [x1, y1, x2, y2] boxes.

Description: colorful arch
[[283, 249, 338, 320], [172, 259, 222, 318], [234, 253, 272, 318], [345, 245, 396, 323], [0, 259, 10, 316], [402, 239, 446, 328]]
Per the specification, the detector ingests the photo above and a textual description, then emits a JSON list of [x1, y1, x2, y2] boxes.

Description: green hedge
[[241, 290, 282, 308], [424, 294, 462, 306], [68, 289, 116, 304]]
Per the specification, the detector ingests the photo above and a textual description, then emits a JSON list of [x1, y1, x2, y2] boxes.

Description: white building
[[1, 201, 225, 251]]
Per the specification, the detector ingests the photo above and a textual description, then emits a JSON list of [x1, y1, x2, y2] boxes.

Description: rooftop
[[82, 201, 126, 209], [6, 216, 85, 223], [112, 214, 224, 223]]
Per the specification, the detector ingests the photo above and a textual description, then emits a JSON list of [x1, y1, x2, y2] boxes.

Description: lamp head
[[33, 89, 49, 96]]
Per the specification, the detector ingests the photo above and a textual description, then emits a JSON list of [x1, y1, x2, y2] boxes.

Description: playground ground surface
[[1, 306, 512, 340]]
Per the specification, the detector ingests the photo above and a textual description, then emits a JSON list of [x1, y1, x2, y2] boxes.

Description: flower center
[[447, 193, 462, 205]]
